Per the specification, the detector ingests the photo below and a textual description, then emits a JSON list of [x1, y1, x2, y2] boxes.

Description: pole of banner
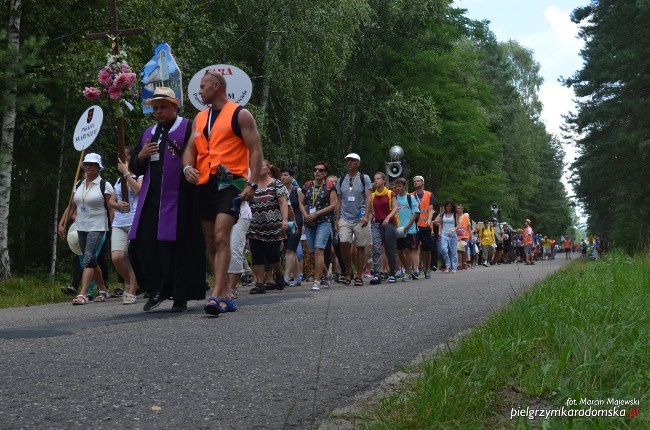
[[61, 150, 85, 228]]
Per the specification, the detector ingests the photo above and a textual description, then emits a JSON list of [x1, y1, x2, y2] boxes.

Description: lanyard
[[207, 109, 213, 140], [81, 181, 94, 209], [311, 182, 324, 207], [348, 174, 357, 193]]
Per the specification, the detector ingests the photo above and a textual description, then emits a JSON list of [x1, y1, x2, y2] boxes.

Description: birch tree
[[0, 0, 22, 279]]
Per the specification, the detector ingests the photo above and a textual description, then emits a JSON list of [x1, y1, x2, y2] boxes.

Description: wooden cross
[[85, 0, 144, 203]]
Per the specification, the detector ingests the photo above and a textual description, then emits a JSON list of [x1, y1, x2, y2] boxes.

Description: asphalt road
[[0, 258, 570, 429]]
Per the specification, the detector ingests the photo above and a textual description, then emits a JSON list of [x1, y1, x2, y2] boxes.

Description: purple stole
[[129, 116, 190, 241]]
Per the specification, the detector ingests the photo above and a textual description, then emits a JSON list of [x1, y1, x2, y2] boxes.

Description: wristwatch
[[247, 182, 258, 190]]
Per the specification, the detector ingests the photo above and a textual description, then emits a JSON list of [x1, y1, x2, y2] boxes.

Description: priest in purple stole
[[128, 87, 206, 312]]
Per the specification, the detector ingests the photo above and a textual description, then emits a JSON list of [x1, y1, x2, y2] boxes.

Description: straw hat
[[144, 87, 181, 106], [67, 223, 82, 256]]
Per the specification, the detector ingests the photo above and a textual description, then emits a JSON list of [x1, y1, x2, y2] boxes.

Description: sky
[[453, 0, 587, 197]]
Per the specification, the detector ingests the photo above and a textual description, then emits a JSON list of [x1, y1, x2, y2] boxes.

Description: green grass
[[358, 252, 649, 429], [0, 271, 212, 309], [0, 273, 83, 308]]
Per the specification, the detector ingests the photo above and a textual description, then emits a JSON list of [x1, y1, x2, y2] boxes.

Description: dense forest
[[1, 0, 584, 277], [563, 0, 650, 252]]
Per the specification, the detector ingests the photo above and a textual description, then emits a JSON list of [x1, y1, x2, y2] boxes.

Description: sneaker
[[229, 289, 239, 299], [143, 292, 165, 311], [170, 301, 187, 312], [241, 272, 253, 286], [451, 269, 457, 274], [430, 266, 438, 272], [424, 269, 431, 279], [369, 276, 382, 285], [61, 286, 77, 295], [311, 282, 320, 291], [410, 269, 419, 280], [387, 276, 396, 283], [324, 271, 332, 287], [395, 269, 404, 278], [363, 269, 372, 278], [274, 275, 286, 290], [402, 274, 412, 282], [113, 288, 124, 297], [482, 262, 488, 267]]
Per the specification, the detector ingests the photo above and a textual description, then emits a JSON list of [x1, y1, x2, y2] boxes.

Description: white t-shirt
[[112, 176, 140, 228], [73, 176, 114, 232]]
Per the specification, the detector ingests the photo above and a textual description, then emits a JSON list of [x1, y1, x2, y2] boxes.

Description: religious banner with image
[[141, 43, 183, 114]]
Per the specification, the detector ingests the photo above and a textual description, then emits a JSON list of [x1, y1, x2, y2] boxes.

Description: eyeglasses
[[313, 168, 327, 173]]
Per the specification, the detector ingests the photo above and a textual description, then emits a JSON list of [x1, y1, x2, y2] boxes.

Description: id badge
[[150, 153, 160, 162], [347, 196, 356, 202], [309, 208, 316, 214]]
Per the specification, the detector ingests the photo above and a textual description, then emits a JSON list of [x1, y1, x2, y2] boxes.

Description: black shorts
[[416, 228, 434, 252], [197, 174, 241, 221], [496, 242, 503, 251], [397, 234, 418, 251]]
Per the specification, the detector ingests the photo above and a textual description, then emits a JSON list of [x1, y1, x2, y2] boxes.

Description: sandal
[[95, 290, 110, 302], [342, 274, 352, 285], [122, 293, 137, 305], [72, 295, 88, 305], [219, 297, 238, 312], [203, 296, 225, 316], [353, 277, 364, 286]]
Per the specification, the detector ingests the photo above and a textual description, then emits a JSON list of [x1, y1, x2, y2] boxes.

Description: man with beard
[[128, 87, 207, 312]]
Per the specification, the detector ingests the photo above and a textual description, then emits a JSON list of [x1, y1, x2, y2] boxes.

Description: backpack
[[303, 180, 334, 192]]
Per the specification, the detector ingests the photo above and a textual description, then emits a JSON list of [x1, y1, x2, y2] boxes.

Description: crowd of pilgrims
[[60, 152, 579, 306]]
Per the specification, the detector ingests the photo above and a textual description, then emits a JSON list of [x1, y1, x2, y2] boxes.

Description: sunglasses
[[313, 168, 327, 173], [204, 69, 220, 79], [231, 196, 241, 214]]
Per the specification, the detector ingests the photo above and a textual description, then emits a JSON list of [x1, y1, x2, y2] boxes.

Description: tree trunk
[[51, 97, 67, 276], [0, 0, 22, 280]]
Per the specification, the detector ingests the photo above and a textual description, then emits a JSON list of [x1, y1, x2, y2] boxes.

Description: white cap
[[82, 153, 103, 170], [413, 175, 424, 182], [344, 153, 361, 161]]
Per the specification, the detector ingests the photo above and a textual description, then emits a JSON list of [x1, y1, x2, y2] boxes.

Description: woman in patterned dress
[[247, 160, 289, 294]]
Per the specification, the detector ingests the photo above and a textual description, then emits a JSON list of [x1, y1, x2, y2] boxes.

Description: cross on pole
[[85, 0, 144, 203]]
